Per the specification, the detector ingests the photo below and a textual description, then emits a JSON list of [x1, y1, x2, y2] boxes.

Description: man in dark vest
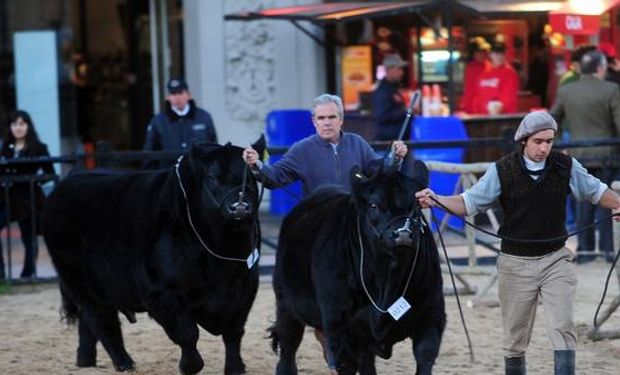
[[415, 111, 620, 375]]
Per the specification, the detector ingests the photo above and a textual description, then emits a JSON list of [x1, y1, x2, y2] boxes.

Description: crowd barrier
[[2, 136, 620, 289]]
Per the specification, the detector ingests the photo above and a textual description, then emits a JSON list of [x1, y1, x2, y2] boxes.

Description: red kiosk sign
[[549, 13, 601, 35]]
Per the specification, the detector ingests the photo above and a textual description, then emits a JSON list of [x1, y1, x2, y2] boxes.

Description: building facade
[[0, 0, 325, 155]]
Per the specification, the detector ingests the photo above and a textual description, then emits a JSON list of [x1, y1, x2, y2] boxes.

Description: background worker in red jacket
[[472, 41, 519, 115], [460, 36, 490, 113]]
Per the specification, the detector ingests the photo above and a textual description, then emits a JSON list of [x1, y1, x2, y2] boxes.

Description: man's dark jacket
[[372, 79, 408, 141]]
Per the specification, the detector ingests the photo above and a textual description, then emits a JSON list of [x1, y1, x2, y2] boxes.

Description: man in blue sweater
[[243, 93, 408, 194]]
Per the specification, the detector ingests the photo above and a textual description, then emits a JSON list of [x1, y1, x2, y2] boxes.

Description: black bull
[[42, 141, 264, 375], [270, 168, 446, 375]]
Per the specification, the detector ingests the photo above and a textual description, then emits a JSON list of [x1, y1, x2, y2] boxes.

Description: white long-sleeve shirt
[[461, 155, 607, 217]]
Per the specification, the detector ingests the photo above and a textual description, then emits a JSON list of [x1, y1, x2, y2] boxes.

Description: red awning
[[549, 0, 620, 35]]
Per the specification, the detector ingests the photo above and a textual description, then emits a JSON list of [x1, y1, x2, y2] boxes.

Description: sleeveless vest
[[496, 151, 572, 256]]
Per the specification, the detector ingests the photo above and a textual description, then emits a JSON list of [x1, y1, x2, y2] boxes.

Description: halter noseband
[[175, 154, 255, 220]]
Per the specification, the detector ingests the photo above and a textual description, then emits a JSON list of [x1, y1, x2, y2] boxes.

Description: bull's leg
[[411, 323, 443, 375], [148, 306, 203, 375], [323, 324, 358, 375], [274, 303, 305, 375], [80, 306, 135, 371], [357, 351, 377, 375], [222, 327, 246, 375], [76, 317, 97, 367]]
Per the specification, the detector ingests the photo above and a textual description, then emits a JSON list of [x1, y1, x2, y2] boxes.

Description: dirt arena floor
[[1, 259, 619, 375]]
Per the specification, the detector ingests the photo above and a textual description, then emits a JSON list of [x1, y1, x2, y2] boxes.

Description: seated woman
[[0, 110, 55, 278]]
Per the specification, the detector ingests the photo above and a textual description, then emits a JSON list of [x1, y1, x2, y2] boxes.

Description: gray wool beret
[[514, 111, 558, 141]]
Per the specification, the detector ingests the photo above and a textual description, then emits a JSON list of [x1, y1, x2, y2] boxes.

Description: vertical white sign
[[13, 31, 61, 167]]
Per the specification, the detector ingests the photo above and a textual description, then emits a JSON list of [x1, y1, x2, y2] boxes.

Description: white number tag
[[388, 297, 411, 321], [246, 248, 259, 269]]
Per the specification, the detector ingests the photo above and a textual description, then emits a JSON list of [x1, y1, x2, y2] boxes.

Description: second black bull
[[270, 168, 446, 375]]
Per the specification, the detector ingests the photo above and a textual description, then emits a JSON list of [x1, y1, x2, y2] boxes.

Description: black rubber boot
[[554, 350, 575, 375], [505, 356, 526, 375]]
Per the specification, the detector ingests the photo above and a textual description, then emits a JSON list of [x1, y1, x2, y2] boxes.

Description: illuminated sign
[[565, 15, 584, 31]]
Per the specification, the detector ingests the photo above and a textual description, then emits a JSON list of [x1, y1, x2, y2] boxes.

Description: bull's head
[[183, 136, 265, 223], [351, 167, 423, 254]]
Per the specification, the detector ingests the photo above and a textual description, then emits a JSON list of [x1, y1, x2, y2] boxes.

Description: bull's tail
[[267, 321, 280, 354], [59, 283, 80, 325]]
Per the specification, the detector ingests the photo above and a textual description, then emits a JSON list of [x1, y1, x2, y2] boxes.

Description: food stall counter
[[457, 112, 527, 162]]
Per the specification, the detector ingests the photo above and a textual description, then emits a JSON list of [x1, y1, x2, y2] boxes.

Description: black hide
[[271, 169, 445, 375], [43, 141, 264, 375]]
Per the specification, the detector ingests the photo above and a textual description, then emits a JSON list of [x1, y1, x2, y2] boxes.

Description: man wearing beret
[[143, 78, 218, 168], [415, 111, 620, 375]]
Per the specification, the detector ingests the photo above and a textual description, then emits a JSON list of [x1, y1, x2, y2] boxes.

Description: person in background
[[599, 42, 620, 87], [471, 41, 519, 115], [416, 111, 620, 375], [559, 44, 596, 87], [556, 45, 597, 231], [557, 44, 597, 142], [0, 110, 55, 279], [372, 54, 410, 141], [550, 50, 620, 263], [143, 78, 218, 168], [460, 36, 490, 113]]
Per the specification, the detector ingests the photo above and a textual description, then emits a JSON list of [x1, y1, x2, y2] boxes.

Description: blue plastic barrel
[[265, 109, 315, 215], [412, 116, 468, 230]]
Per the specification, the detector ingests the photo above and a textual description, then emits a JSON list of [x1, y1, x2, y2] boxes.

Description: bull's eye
[[369, 202, 378, 210]]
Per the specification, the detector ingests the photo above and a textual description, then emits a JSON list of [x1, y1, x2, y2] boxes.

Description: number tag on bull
[[246, 248, 259, 269], [387, 297, 411, 321]]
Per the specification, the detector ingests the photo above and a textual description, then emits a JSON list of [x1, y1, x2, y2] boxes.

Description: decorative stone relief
[[224, 0, 276, 123]]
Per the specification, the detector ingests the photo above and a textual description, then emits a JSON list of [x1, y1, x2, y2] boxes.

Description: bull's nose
[[392, 227, 413, 246], [228, 201, 252, 220]]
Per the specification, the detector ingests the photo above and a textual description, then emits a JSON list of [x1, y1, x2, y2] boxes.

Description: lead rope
[[429, 211, 476, 363], [357, 216, 420, 313], [174, 156, 253, 264], [593, 249, 620, 328]]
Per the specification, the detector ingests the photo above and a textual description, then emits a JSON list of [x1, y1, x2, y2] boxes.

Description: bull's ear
[[251, 134, 267, 161], [350, 166, 367, 188]]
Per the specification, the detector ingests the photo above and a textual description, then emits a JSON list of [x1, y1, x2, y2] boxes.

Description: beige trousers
[[497, 247, 578, 358]]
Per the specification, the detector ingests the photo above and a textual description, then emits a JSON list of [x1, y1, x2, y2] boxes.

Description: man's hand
[[242, 147, 259, 167], [415, 188, 437, 209], [392, 140, 408, 159]]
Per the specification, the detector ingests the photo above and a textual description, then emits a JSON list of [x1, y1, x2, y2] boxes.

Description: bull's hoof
[[224, 361, 246, 375], [76, 350, 96, 368], [76, 357, 96, 368], [275, 362, 297, 375], [415, 363, 433, 375], [179, 349, 204, 375], [114, 361, 136, 372]]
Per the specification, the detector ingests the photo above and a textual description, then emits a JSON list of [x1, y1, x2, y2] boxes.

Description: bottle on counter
[[422, 84, 431, 117], [431, 84, 443, 116]]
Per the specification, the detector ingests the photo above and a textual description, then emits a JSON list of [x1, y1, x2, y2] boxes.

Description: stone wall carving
[[224, 0, 276, 123]]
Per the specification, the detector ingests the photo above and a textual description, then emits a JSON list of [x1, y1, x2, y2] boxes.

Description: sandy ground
[[1, 258, 620, 375]]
